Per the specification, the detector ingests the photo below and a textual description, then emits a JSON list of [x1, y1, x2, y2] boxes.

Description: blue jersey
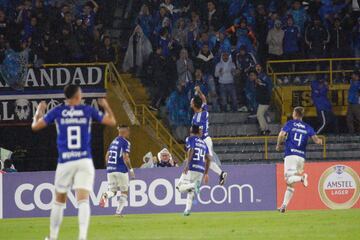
[[282, 120, 315, 159], [106, 136, 131, 173], [186, 135, 209, 173], [192, 104, 209, 139], [43, 104, 104, 164]]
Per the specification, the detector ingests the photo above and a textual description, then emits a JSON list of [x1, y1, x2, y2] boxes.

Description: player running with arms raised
[[191, 86, 227, 185], [177, 125, 210, 216], [276, 106, 322, 213], [99, 125, 135, 216], [32, 85, 116, 240]]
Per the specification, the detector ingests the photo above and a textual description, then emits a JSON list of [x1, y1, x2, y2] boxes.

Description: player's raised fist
[[98, 98, 109, 108], [36, 101, 47, 114]]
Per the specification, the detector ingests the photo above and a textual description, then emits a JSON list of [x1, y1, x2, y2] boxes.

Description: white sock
[[185, 191, 195, 212], [282, 187, 295, 207], [287, 176, 302, 185], [50, 201, 65, 240], [210, 161, 222, 175], [116, 194, 128, 215], [177, 183, 196, 193], [105, 191, 115, 199], [78, 200, 90, 240]]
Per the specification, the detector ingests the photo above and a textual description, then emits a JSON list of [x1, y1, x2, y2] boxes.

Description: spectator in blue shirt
[[287, 0, 307, 33], [283, 16, 300, 59], [311, 78, 337, 134], [347, 71, 360, 133], [166, 82, 191, 127]]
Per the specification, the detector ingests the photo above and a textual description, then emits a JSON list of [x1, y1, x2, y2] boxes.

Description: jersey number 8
[[67, 126, 81, 149]]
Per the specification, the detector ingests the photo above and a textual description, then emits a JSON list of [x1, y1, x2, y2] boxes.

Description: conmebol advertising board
[[0, 164, 276, 218]]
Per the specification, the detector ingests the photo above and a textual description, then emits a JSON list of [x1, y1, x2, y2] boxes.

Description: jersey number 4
[[294, 132, 303, 147]]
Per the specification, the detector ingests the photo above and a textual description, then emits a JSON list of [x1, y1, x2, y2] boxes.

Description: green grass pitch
[[1, 209, 360, 240]]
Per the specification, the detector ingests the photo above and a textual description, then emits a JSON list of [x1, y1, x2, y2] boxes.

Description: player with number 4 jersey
[[276, 107, 323, 213], [176, 125, 210, 216], [32, 85, 117, 240], [99, 125, 134, 216]]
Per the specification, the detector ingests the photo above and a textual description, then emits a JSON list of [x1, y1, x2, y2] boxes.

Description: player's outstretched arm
[[98, 98, 117, 127], [312, 135, 323, 145], [123, 153, 135, 179], [31, 101, 48, 132], [195, 86, 207, 104], [276, 130, 287, 151]]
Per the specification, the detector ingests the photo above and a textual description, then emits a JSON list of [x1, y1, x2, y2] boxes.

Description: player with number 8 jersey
[[32, 85, 117, 240]]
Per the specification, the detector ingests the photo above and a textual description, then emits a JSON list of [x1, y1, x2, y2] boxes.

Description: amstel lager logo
[[318, 165, 360, 209]]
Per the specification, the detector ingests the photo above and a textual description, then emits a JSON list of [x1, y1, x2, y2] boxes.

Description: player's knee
[[76, 188, 90, 202], [55, 192, 67, 204]]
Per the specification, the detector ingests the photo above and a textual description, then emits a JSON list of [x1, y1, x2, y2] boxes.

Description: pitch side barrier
[[0, 162, 359, 218]]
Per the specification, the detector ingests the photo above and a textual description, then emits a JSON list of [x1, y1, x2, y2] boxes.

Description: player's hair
[[117, 124, 129, 130], [64, 84, 80, 99], [193, 95, 203, 109], [294, 106, 305, 118], [191, 125, 200, 134]]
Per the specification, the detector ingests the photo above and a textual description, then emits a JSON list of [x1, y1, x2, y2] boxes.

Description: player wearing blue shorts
[[191, 86, 227, 185], [177, 125, 211, 216], [276, 107, 323, 213], [99, 125, 135, 216], [32, 85, 116, 240]]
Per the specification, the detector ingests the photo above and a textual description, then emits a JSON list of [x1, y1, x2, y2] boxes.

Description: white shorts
[[178, 170, 204, 186], [54, 158, 95, 193], [203, 136, 214, 157], [284, 155, 305, 177], [107, 172, 129, 192], [203, 136, 222, 166]]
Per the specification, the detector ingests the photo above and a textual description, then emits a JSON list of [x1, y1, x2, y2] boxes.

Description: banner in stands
[[0, 64, 108, 93], [0, 96, 103, 123], [276, 161, 360, 210], [0, 164, 276, 218], [276, 84, 350, 123], [0, 64, 108, 124]]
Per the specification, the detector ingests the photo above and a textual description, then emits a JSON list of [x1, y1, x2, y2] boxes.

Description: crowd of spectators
[[122, 0, 360, 130], [0, 0, 116, 65]]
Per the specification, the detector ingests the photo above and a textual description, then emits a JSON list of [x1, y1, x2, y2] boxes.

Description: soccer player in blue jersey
[[191, 86, 227, 185], [31, 85, 116, 240], [99, 125, 135, 216], [177, 125, 211, 216], [276, 106, 323, 213]]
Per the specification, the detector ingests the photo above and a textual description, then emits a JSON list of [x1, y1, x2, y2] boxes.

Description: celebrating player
[[276, 106, 323, 213], [32, 85, 117, 240], [99, 125, 135, 216], [191, 86, 227, 185], [177, 125, 210, 216]]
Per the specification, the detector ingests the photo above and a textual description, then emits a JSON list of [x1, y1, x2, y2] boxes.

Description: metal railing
[[212, 135, 327, 160], [107, 63, 186, 161], [266, 58, 359, 86]]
